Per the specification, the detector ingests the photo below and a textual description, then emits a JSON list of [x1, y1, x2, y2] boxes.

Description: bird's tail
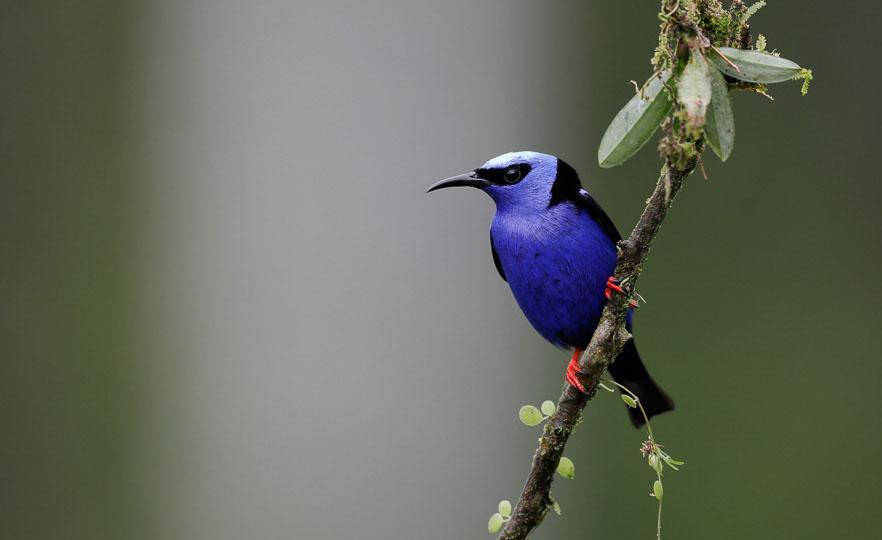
[[607, 340, 674, 428]]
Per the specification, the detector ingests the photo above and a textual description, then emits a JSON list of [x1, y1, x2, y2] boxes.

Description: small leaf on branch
[[488, 513, 504, 533], [598, 71, 673, 168], [518, 405, 544, 426], [648, 453, 663, 475], [498, 500, 512, 518], [709, 47, 803, 84], [540, 400, 556, 416], [652, 480, 664, 500], [556, 456, 576, 479], [677, 51, 712, 132], [705, 65, 735, 161], [660, 452, 685, 469], [621, 394, 638, 408]]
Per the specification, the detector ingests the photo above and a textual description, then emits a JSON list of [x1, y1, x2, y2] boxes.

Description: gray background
[[3, 1, 881, 539]]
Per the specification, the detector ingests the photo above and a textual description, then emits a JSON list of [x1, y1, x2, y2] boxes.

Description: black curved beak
[[426, 171, 489, 193]]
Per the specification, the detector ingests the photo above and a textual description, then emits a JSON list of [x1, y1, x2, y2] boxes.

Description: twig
[[496, 0, 773, 536], [497, 160, 696, 540], [601, 379, 669, 540], [698, 153, 709, 181], [710, 44, 741, 72]]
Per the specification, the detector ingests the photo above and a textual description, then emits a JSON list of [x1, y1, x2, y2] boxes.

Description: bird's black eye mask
[[474, 163, 532, 186]]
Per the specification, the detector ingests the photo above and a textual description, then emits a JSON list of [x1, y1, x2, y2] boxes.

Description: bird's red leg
[[566, 348, 587, 393], [605, 276, 639, 308], [568, 278, 639, 392]]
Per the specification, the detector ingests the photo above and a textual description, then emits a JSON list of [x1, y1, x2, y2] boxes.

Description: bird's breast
[[490, 208, 617, 348]]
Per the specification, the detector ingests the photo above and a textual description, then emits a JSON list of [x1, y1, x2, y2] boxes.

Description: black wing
[[490, 234, 507, 282]]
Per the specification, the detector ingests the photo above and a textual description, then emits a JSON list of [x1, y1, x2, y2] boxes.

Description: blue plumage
[[429, 151, 673, 426], [488, 155, 617, 348]]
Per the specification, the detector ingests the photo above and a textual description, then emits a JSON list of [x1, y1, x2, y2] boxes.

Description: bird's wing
[[551, 158, 622, 244], [490, 234, 507, 282], [574, 189, 622, 244]]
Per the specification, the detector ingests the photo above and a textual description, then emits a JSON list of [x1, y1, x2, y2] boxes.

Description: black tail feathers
[[607, 340, 674, 428]]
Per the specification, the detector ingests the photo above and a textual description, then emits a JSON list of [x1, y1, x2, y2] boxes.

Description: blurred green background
[[2, 1, 880, 539]]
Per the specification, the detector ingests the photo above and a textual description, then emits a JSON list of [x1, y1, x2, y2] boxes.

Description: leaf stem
[[657, 498, 663, 540]]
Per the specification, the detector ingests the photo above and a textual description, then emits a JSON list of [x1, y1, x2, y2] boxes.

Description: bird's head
[[427, 151, 581, 214]]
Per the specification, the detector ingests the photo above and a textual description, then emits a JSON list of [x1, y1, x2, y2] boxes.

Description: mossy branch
[[497, 158, 693, 540], [497, 1, 763, 538]]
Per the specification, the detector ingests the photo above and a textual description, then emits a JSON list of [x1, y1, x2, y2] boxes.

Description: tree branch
[[498, 159, 695, 540], [494, 0, 803, 535]]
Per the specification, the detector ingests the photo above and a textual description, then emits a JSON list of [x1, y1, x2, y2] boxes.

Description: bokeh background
[[3, 1, 881, 539]]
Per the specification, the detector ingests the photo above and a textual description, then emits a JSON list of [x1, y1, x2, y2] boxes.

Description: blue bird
[[428, 151, 673, 427]]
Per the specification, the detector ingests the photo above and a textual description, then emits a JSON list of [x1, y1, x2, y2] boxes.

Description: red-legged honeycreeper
[[428, 151, 673, 427]]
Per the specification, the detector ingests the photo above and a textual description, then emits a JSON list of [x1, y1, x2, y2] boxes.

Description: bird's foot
[[605, 276, 639, 308], [565, 348, 588, 393]]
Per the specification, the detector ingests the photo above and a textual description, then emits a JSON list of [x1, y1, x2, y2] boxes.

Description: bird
[[427, 151, 674, 427]]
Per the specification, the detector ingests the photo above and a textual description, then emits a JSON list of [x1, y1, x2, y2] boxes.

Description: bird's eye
[[503, 166, 521, 183]]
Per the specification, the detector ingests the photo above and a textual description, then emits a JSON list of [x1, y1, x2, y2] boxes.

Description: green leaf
[[648, 453, 663, 475], [661, 454, 685, 469], [552, 499, 562, 516], [677, 51, 712, 130], [621, 394, 638, 408], [598, 71, 673, 168], [518, 405, 544, 427], [662, 460, 680, 471], [653, 480, 664, 500], [540, 400, 556, 416], [556, 456, 576, 479], [705, 65, 735, 161], [709, 47, 802, 84], [498, 500, 512, 518], [488, 513, 504, 534]]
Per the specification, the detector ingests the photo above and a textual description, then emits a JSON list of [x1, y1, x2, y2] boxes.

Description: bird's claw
[[566, 348, 588, 393], [605, 276, 639, 308]]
